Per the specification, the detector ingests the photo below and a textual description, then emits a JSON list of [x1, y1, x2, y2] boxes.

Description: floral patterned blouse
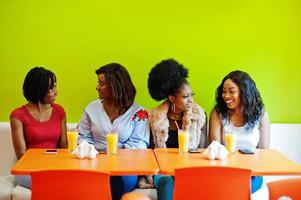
[[78, 99, 150, 150]]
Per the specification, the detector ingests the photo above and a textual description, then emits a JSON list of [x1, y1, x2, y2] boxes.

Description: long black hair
[[214, 70, 264, 130]]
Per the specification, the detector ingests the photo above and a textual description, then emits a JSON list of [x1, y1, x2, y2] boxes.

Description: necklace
[[26, 103, 52, 122], [167, 111, 183, 121], [167, 116, 182, 121]]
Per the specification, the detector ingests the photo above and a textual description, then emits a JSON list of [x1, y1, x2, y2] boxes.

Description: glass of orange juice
[[178, 130, 189, 154], [67, 129, 79, 152], [225, 133, 236, 153], [106, 132, 118, 155]]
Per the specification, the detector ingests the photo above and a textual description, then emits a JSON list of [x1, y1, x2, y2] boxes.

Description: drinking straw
[[174, 120, 180, 130]]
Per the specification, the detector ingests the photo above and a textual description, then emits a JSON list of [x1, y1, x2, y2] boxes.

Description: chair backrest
[[31, 169, 111, 200], [268, 178, 301, 200], [173, 166, 251, 200]]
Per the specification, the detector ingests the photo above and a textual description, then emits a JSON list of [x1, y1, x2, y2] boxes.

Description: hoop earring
[[171, 103, 176, 112]]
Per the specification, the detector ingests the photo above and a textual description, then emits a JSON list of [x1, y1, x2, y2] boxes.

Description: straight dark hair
[[96, 63, 136, 114], [23, 67, 56, 104], [214, 70, 264, 130]]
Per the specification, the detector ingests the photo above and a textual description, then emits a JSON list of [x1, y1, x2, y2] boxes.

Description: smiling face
[[222, 79, 241, 110], [96, 74, 111, 100], [169, 83, 194, 113]]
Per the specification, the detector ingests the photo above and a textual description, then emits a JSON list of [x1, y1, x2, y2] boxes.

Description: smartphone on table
[[98, 150, 107, 154], [44, 149, 59, 154], [188, 148, 201, 153], [239, 149, 255, 154]]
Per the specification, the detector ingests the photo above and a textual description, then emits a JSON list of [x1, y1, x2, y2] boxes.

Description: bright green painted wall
[[1, 0, 300, 123]]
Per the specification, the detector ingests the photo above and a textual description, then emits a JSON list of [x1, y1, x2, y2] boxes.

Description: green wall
[[1, 0, 300, 123]]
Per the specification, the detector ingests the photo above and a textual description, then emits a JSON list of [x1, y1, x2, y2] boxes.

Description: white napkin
[[203, 140, 229, 160], [71, 140, 98, 159]]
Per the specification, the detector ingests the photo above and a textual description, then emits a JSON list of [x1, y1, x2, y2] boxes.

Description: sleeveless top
[[221, 115, 264, 194], [221, 117, 260, 150]]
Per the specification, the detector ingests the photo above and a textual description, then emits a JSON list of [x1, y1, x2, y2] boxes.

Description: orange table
[[11, 149, 159, 176], [154, 148, 301, 176]]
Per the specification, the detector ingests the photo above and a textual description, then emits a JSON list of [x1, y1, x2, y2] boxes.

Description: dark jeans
[[154, 174, 174, 200], [110, 175, 138, 200]]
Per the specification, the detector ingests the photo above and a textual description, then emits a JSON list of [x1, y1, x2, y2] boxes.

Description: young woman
[[78, 63, 150, 200], [10, 67, 67, 188], [209, 70, 270, 197], [145, 59, 207, 200]]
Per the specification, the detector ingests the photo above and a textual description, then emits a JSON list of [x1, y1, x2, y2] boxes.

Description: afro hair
[[148, 59, 188, 101]]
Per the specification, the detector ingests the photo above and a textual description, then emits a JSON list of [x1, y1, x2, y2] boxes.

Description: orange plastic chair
[[31, 170, 111, 200], [268, 178, 301, 200], [173, 166, 251, 200]]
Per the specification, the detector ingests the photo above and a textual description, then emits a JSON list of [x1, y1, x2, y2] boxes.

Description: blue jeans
[[110, 175, 138, 200], [251, 176, 263, 193], [15, 175, 31, 189], [154, 174, 174, 200]]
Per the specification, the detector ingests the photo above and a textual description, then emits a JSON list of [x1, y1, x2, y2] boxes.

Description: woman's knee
[[16, 175, 31, 189], [121, 176, 138, 191], [156, 176, 174, 189], [251, 176, 263, 193]]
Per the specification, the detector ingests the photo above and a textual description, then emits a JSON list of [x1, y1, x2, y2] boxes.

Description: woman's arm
[[10, 117, 26, 159], [209, 110, 222, 143], [258, 111, 270, 149], [199, 113, 208, 148], [78, 111, 96, 145], [123, 120, 150, 149], [123, 109, 150, 149], [59, 117, 67, 148]]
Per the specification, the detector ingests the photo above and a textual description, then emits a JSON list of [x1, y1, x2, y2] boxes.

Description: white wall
[[270, 124, 301, 164], [0, 122, 17, 176]]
